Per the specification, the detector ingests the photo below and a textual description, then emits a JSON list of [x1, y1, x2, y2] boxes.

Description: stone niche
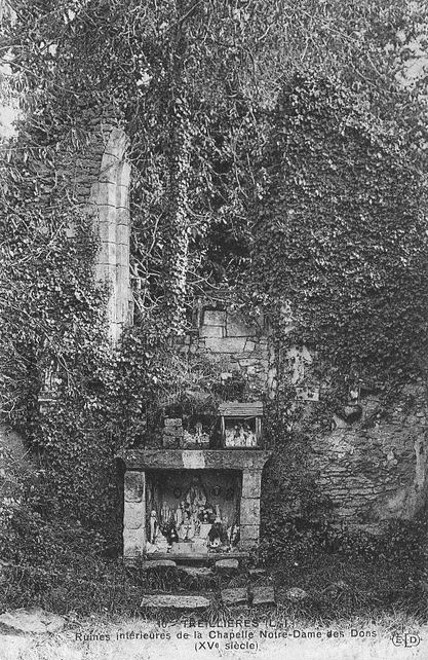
[[118, 449, 271, 560]]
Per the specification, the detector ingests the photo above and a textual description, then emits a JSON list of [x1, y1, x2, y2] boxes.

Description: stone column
[[90, 126, 132, 343], [123, 471, 146, 558], [240, 470, 263, 548]]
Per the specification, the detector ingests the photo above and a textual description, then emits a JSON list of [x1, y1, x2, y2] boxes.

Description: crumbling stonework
[[58, 110, 132, 343], [309, 383, 428, 530], [178, 306, 269, 399]]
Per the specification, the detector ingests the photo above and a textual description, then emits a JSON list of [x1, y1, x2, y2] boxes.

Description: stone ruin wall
[[309, 383, 428, 532], [177, 307, 269, 400], [178, 306, 428, 531], [53, 107, 132, 343], [66, 117, 427, 534]]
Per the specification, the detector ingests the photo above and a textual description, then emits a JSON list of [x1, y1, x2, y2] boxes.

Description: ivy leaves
[[254, 72, 428, 388]]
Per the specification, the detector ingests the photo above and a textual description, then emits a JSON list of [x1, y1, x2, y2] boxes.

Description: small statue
[[149, 510, 158, 544]]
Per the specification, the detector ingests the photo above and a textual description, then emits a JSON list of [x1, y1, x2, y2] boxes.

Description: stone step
[[179, 566, 214, 578], [140, 594, 212, 610]]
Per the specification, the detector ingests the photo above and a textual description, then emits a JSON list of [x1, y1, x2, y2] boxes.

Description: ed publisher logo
[[391, 632, 421, 648]]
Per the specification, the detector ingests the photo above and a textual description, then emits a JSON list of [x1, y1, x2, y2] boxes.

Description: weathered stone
[[226, 313, 256, 337], [252, 586, 276, 606], [239, 524, 259, 543], [238, 358, 259, 367], [162, 436, 181, 449], [242, 471, 262, 499], [285, 587, 309, 602], [215, 559, 239, 574], [141, 560, 177, 570], [200, 325, 224, 338], [244, 339, 257, 352], [140, 595, 211, 609], [240, 498, 260, 526], [123, 528, 145, 558], [204, 337, 247, 354], [203, 310, 226, 326], [180, 566, 213, 578], [164, 418, 182, 428], [124, 502, 144, 529], [0, 609, 65, 634], [124, 471, 144, 503], [119, 449, 271, 472], [249, 568, 266, 577], [221, 588, 248, 606]]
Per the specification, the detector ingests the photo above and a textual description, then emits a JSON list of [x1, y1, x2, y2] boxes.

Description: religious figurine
[[149, 510, 158, 544], [208, 518, 228, 550]]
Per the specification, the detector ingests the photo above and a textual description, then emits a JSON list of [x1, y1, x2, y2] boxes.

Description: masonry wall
[[179, 306, 269, 399], [309, 383, 428, 531], [181, 304, 428, 531], [60, 109, 132, 343]]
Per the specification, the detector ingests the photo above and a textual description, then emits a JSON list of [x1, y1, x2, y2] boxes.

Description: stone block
[[200, 325, 224, 338], [221, 588, 249, 606], [162, 436, 181, 449], [252, 586, 276, 606], [244, 340, 257, 352], [124, 502, 145, 530], [242, 472, 263, 499], [123, 528, 145, 558], [226, 313, 255, 337], [285, 587, 308, 603], [249, 568, 266, 577], [238, 358, 259, 367], [164, 418, 182, 428], [240, 498, 260, 526], [203, 310, 226, 326], [204, 337, 246, 354], [124, 471, 145, 502], [240, 525, 259, 544], [140, 595, 211, 609], [215, 559, 239, 574], [179, 566, 213, 578], [141, 560, 177, 570]]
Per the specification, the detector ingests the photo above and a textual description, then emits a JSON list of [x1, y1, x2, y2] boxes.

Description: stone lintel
[[118, 449, 271, 472]]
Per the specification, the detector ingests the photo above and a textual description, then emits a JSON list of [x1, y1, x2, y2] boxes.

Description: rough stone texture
[[252, 586, 276, 606], [140, 595, 211, 609], [240, 525, 259, 544], [119, 449, 271, 472], [0, 609, 65, 634], [309, 383, 428, 529], [240, 498, 261, 526], [124, 471, 144, 503], [141, 560, 177, 570], [123, 527, 146, 559], [242, 472, 263, 499], [285, 587, 309, 602], [123, 501, 144, 529], [221, 588, 249, 605], [215, 559, 239, 573], [179, 566, 213, 577], [176, 303, 269, 398], [88, 126, 132, 343]]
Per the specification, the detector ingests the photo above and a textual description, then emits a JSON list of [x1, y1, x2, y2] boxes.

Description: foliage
[[1, 0, 428, 580], [253, 71, 428, 420]]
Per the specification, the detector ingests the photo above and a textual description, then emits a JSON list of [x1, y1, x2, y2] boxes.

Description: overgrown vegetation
[[1, 0, 428, 618]]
